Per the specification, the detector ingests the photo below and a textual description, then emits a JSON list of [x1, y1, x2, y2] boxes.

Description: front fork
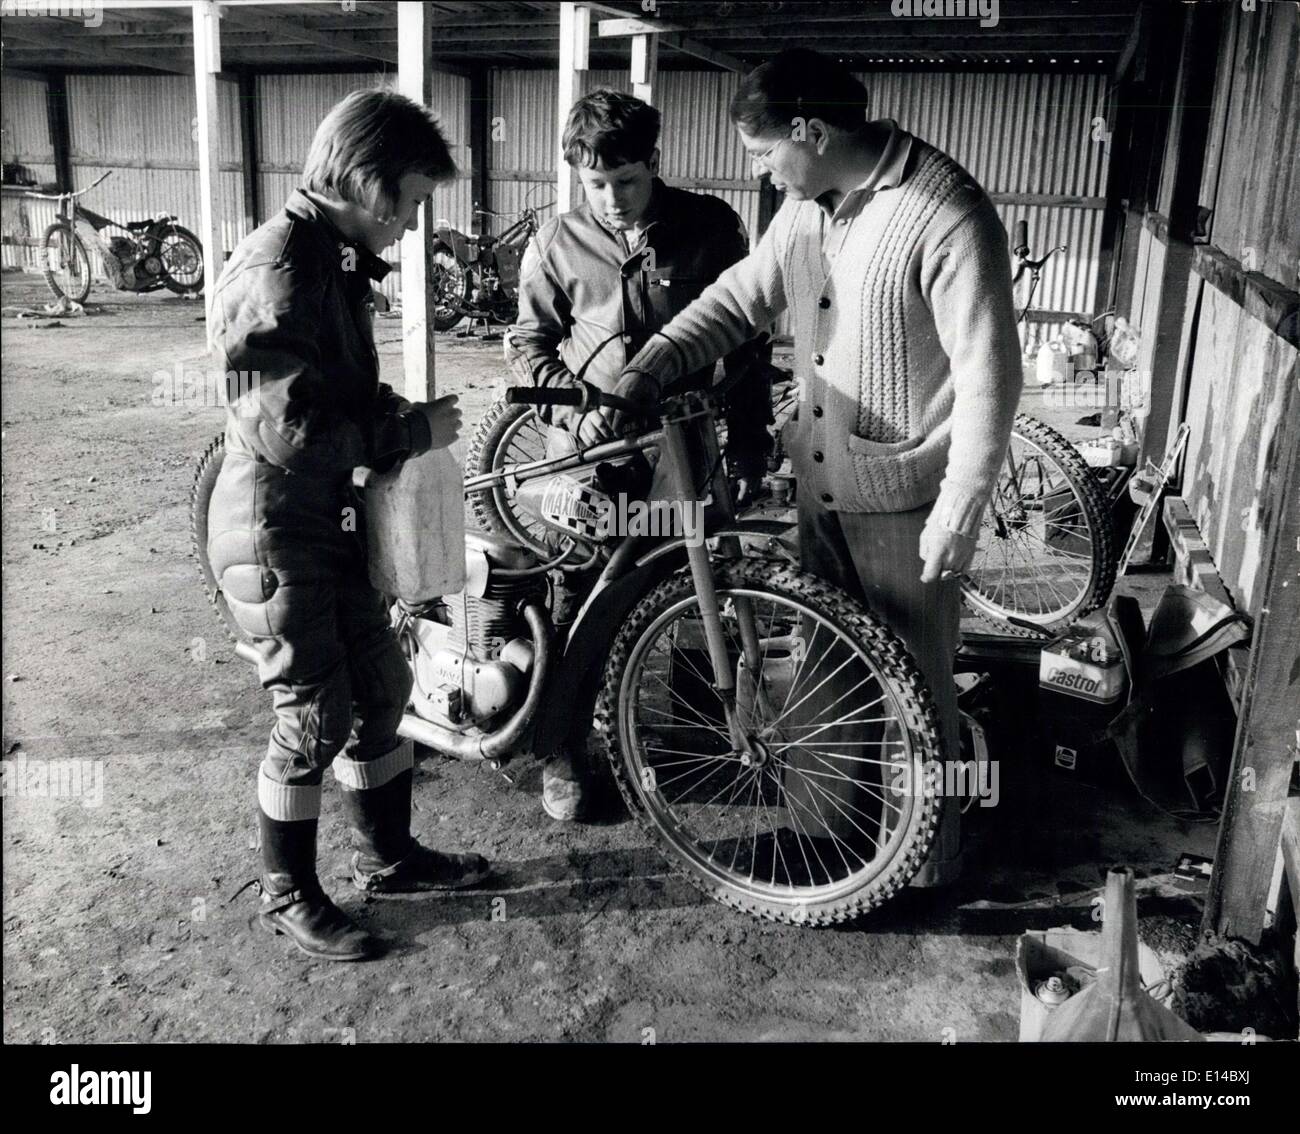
[[659, 417, 776, 761]]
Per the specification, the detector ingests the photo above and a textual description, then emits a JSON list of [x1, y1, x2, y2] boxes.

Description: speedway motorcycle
[[191, 343, 949, 926], [429, 191, 552, 332], [31, 170, 204, 303]]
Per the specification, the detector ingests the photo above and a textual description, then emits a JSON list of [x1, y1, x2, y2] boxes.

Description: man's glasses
[[748, 136, 789, 175]]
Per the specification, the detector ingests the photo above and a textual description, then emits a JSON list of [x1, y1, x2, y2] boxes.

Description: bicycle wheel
[[157, 223, 204, 296], [41, 222, 92, 303], [463, 399, 554, 556], [594, 558, 944, 926], [431, 243, 469, 332], [961, 413, 1116, 636]]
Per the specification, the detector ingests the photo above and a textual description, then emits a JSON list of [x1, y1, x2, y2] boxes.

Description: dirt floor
[[2, 271, 1217, 1043]]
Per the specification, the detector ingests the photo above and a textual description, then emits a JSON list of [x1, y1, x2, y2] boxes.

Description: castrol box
[[1038, 632, 1126, 703], [1037, 627, 1128, 787]]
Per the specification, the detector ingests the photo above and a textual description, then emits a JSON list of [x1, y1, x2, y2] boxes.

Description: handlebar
[[506, 385, 644, 415], [26, 170, 111, 202]]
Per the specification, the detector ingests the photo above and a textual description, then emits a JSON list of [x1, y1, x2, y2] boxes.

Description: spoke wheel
[[463, 400, 556, 556], [41, 223, 92, 303], [157, 224, 204, 295], [961, 413, 1116, 636], [430, 243, 470, 331], [595, 559, 943, 926]]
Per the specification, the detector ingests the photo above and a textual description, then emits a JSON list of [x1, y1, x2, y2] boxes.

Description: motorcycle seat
[[125, 219, 153, 231]]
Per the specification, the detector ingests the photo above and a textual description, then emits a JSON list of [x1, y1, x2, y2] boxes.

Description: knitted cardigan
[[628, 136, 1022, 539]]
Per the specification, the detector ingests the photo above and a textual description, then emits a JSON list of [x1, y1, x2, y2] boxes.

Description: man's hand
[[919, 523, 977, 585], [410, 394, 462, 450], [608, 367, 662, 434]]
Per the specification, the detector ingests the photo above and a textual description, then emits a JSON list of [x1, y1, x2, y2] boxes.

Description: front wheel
[[961, 413, 1116, 636], [463, 399, 554, 556], [594, 559, 944, 926], [41, 222, 92, 303], [431, 243, 470, 331], [155, 222, 204, 296]]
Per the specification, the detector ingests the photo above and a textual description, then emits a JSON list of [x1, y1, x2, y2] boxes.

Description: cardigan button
[[813, 353, 825, 366], [818, 296, 830, 309], [812, 405, 824, 418], [813, 451, 824, 462], [820, 492, 834, 504]]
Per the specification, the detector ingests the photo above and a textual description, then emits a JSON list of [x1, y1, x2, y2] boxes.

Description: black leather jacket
[[206, 190, 431, 586]]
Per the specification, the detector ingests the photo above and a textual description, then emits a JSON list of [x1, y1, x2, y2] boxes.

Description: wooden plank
[[1192, 244, 1300, 352], [630, 31, 657, 105], [1204, 353, 1300, 945], [236, 71, 259, 234], [219, 6, 398, 66], [556, 3, 590, 217], [397, 0, 435, 403], [191, 0, 224, 328], [0, 18, 193, 74]]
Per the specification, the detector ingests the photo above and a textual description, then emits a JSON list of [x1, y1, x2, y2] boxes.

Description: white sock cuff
[[332, 739, 414, 790], [257, 768, 322, 821]]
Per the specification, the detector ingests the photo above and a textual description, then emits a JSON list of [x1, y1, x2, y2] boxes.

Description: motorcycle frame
[[464, 390, 782, 763]]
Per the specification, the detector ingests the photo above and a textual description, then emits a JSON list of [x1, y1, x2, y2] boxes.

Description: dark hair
[[729, 48, 869, 136], [304, 88, 456, 220], [562, 89, 661, 168]]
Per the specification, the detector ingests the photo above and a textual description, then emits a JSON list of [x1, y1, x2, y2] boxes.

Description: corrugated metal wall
[[4, 64, 1109, 323], [490, 66, 1109, 333], [66, 74, 245, 276], [256, 71, 472, 301], [1, 74, 59, 271]]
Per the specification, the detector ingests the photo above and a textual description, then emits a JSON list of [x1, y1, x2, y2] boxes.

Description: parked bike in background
[[430, 188, 553, 333], [30, 170, 204, 303]]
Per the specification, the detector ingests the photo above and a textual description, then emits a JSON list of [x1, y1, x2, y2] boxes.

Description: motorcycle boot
[[256, 810, 380, 961], [336, 741, 491, 894]]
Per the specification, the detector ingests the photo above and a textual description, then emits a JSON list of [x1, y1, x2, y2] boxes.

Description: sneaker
[[541, 749, 587, 822]]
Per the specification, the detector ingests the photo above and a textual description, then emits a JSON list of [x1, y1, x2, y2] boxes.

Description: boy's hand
[[553, 403, 616, 446], [411, 394, 462, 450]]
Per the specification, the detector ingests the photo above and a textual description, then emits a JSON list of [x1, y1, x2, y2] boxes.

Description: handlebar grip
[[1013, 219, 1029, 256], [505, 386, 584, 407]]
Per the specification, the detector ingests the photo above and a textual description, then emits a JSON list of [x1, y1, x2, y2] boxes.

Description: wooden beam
[[397, 0, 435, 403], [1204, 356, 1300, 945], [630, 31, 657, 104], [0, 18, 193, 73], [191, 0, 223, 329], [596, 15, 744, 72], [236, 71, 259, 236], [468, 66, 490, 236], [1192, 245, 1300, 353], [1137, 2, 1221, 466], [44, 72, 73, 192], [556, 3, 590, 216], [218, 6, 398, 66]]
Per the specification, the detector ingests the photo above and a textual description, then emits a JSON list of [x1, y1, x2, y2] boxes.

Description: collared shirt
[[821, 119, 914, 269]]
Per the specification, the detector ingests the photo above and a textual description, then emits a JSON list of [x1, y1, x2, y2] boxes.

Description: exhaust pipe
[[233, 603, 553, 768]]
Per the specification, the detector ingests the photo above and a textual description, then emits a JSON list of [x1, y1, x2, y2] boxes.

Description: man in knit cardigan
[[611, 49, 1022, 884]]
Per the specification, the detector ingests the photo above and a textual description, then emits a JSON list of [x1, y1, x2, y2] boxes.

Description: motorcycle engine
[[406, 545, 547, 730], [104, 237, 163, 291]]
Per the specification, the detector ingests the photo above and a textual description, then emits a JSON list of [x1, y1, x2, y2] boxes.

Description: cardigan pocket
[[846, 432, 924, 456], [843, 431, 939, 509]]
